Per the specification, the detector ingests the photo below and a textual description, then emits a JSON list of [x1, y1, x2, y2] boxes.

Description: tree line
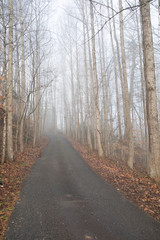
[[0, 0, 160, 182], [0, 0, 55, 163], [56, 0, 160, 181]]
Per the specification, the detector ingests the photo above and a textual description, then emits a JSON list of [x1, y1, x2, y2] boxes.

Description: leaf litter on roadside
[[0, 137, 48, 239], [68, 138, 160, 222]]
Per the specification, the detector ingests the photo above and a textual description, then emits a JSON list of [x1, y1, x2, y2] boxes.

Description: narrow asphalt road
[[4, 135, 160, 240]]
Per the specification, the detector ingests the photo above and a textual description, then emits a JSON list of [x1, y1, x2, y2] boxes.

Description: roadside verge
[[0, 137, 49, 239], [68, 138, 160, 223]]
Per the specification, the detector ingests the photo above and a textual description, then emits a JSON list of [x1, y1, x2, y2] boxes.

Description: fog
[[1, 0, 159, 168], [40, 0, 159, 139]]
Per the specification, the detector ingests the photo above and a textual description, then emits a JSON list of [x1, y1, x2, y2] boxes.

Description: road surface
[[4, 135, 160, 240]]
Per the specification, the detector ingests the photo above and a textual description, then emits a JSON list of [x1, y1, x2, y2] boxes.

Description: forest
[[0, 0, 160, 237], [1, 0, 160, 180], [0, 1, 160, 180]]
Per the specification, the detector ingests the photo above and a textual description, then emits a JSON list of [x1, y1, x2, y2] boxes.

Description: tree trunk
[[82, 1, 92, 149], [140, 0, 160, 180], [136, 6, 149, 166], [76, 29, 84, 144], [69, 38, 75, 139], [85, 1, 96, 149], [53, 83, 57, 134], [90, 0, 104, 157], [108, 0, 122, 141], [100, 22, 109, 156], [15, 23, 21, 153], [7, 0, 14, 161], [33, 22, 40, 146], [19, 0, 26, 152], [111, 0, 126, 139], [1, 0, 7, 164], [130, 49, 136, 124], [119, 0, 134, 168]]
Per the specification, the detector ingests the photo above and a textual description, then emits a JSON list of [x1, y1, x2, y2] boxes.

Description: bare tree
[[19, 0, 26, 152], [119, 0, 134, 168], [7, 0, 14, 161], [90, 0, 104, 157], [1, 0, 7, 164], [140, 0, 160, 180], [82, 0, 92, 149]]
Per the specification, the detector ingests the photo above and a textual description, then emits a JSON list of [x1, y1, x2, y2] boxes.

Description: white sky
[[53, 0, 73, 20]]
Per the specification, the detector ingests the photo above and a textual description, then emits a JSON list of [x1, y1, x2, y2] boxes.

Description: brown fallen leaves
[[68, 138, 160, 222], [0, 137, 48, 239]]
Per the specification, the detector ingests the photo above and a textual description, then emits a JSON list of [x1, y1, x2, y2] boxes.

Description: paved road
[[4, 135, 160, 240]]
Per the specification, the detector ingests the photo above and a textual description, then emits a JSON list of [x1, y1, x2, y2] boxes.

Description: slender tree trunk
[[15, 23, 21, 153], [76, 29, 84, 144], [158, 0, 160, 43], [100, 24, 109, 155], [108, 0, 122, 141], [75, 84, 81, 142], [119, 0, 134, 168], [136, 1, 149, 166], [140, 0, 160, 179], [33, 4, 41, 146], [2, 0, 7, 164], [7, 0, 14, 161], [19, 0, 26, 152], [53, 83, 57, 134], [130, 49, 136, 124], [42, 96, 47, 133], [90, 0, 104, 157], [85, 1, 96, 150], [32, 54, 36, 147], [69, 39, 75, 139], [62, 61, 68, 136], [2, 103, 7, 164], [109, 92, 114, 155], [111, 0, 126, 138], [37, 62, 41, 140], [82, 1, 92, 149], [34, 24, 40, 146], [98, 31, 105, 147]]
